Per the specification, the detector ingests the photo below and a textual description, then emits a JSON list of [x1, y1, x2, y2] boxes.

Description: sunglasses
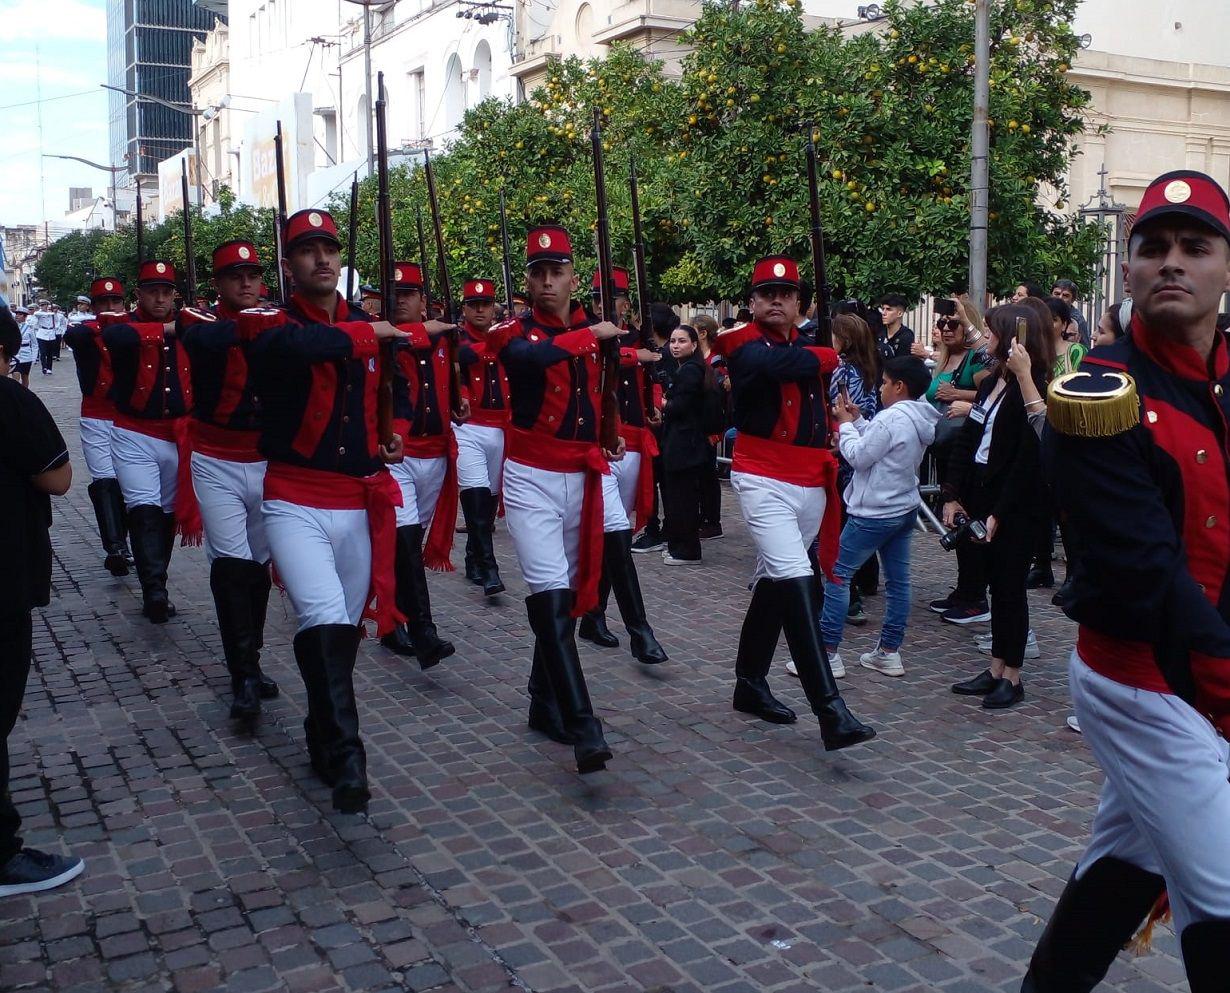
[[937, 317, 964, 332]]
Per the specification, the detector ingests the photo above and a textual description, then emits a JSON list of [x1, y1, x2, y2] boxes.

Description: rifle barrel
[[628, 158, 655, 415], [135, 183, 144, 264], [181, 159, 196, 302], [590, 110, 621, 454], [498, 189, 514, 313], [346, 173, 360, 303], [422, 150, 463, 416], [374, 72, 396, 445], [273, 122, 290, 304], [804, 124, 832, 347]]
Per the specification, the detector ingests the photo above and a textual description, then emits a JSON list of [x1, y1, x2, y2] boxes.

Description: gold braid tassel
[[1127, 891, 1171, 955], [1047, 371, 1140, 438]]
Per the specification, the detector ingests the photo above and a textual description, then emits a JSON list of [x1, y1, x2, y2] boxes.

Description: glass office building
[[107, 0, 226, 186]]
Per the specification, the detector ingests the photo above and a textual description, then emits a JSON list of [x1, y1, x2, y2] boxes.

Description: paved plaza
[[2, 360, 1190, 993]]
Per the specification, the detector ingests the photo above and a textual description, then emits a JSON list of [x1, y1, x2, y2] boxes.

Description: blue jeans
[[821, 510, 917, 651]]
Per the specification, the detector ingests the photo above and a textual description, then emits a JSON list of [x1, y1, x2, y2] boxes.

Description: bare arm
[[31, 460, 72, 495]]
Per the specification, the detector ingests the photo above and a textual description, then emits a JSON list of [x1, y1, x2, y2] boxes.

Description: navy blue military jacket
[[1045, 317, 1230, 734], [103, 308, 193, 423], [247, 292, 384, 478], [181, 303, 261, 432]]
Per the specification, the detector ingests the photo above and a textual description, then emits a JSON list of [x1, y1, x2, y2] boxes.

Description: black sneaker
[[0, 848, 85, 897], [631, 530, 666, 554], [940, 602, 991, 625], [929, 590, 962, 613], [698, 524, 724, 541]]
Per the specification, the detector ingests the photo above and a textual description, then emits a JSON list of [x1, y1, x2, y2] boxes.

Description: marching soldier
[[713, 256, 875, 752], [379, 262, 462, 667], [64, 277, 132, 577], [1022, 171, 1230, 991], [180, 241, 279, 722], [456, 277, 509, 597], [247, 208, 409, 813], [578, 267, 668, 665], [491, 224, 623, 774], [103, 261, 198, 623]]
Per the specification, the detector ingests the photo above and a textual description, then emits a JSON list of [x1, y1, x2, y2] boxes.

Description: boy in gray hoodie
[[822, 357, 940, 676]]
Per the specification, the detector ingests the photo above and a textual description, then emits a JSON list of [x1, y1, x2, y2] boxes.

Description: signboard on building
[[242, 93, 314, 212], [157, 151, 202, 221]]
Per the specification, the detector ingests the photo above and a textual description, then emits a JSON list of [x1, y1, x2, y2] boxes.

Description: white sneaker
[[860, 646, 905, 677], [1066, 715, 1081, 733], [661, 552, 700, 566], [976, 629, 1040, 659], [786, 653, 845, 678]]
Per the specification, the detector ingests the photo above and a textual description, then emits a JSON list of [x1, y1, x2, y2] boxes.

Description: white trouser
[[389, 456, 446, 528], [191, 453, 269, 564], [112, 425, 177, 512], [455, 422, 505, 493], [262, 500, 370, 632], [601, 450, 641, 532], [1071, 651, 1230, 932], [79, 416, 116, 479], [502, 459, 583, 593], [731, 471, 825, 582]]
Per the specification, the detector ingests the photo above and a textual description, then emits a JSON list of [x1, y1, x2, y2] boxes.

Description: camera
[[939, 512, 987, 551]]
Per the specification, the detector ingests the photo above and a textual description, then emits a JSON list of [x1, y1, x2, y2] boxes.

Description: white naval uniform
[[731, 472, 825, 583], [1070, 651, 1230, 933]]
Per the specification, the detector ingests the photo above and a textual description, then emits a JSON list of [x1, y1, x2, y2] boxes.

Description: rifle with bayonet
[[589, 110, 622, 455], [374, 73, 397, 447], [272, 121, 289, 304], [498, 189, 515, 316], [627, 157, 656, 420], [415, 206, 431, 315], [181, 159, 197, 304], [804, 123, 832, 347], [422, 150, 464, 418]]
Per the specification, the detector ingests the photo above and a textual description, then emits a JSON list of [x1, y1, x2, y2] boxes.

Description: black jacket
[[661, 355, 709, 471], [943, 374, 1045, 521]]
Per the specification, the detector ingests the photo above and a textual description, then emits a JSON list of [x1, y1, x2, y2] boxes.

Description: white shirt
[[16, 323, 37, 363], [974, 385, 1007, 466], [32, 311, 57, 341], [67, 309, 93, 326]]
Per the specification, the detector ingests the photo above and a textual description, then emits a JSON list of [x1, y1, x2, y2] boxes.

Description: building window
[[408, 69, 425, 140]]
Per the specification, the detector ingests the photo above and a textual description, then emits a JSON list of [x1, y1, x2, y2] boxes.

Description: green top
[[926, 348, 986, 407], [1053, 341, 1087, 380]]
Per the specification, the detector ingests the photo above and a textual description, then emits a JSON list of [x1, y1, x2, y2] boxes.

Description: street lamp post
[[42, 154, 124, 230], [341, 0, 381, 176], [968, 0, 991, 310], [101, 84, 206, 208]]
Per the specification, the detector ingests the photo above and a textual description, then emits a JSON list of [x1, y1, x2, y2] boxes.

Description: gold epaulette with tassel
[[1047, 370, 1140, 438]]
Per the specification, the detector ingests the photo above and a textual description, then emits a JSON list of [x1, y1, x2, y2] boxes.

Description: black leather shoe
[[257, 675, 279, 700], [1026, 566, 1055, 589], [230, 677, 262, 721], [818, 697, 878, 751], [380, 624, 418, 658], [982, 677, 1025, 709], [1181, 919, 1230, 992], [1052, 576, 1075, 608], [952, 669, 999, 695], [733, 676, 797, 724], [579, 613, 619, 648]]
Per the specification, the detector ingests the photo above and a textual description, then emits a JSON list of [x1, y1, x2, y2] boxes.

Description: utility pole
[[363, 6, 375, 175], [969, 0, 990, 311]]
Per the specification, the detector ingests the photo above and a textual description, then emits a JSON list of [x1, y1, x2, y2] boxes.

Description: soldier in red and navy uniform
[[489, 224, 624, 775], [456, 277, 509, 598], [1023, 172, 1230, 991], [713, 256, 875, 752], [104, 261, 200, 623], [181, 240, 279, 723], [247, 208, 410, 814], [379, 262, 463, 667], [65, 277, 131, 578], [578, 266, 668, 665]]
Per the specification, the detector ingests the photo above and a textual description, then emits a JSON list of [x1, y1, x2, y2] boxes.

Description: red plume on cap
[[213, 240, 262, 274], [591, 266, 630, 294], [392, 262, 424, 289], [750, 255, 801, 291], [525, 225, 573, 267], [90, 277, 125, 300], [283, 209, 341, 252], [1134, 170, 1230, 245], [462, 279, 497, 301], [137, 260, 177, 286]]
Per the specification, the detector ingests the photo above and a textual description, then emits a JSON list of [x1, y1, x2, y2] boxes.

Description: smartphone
[[1016, 316, 1029, 350], [935, 300, 957, 317]]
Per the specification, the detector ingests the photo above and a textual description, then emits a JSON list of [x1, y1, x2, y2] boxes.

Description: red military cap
[[1134, 170, 1230, 245], [591, 266, 631, 296], [462, 278, 497, 302], [750, 255, 801, 292], [212, 239, 262, 275], [90, 277, 125, 300], [525, 224, 572, 267], [392, 263, 424, 289], [137, 260, 177, 287], [283, 209, 341, 253]]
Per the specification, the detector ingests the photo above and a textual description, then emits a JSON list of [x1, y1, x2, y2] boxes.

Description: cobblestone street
[[2, 361, 1190, 993]]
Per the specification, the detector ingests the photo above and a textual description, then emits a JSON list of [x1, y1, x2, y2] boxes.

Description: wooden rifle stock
[[180, 160, 196, 303], [804, 123, 833, 347], [374, 73, 396, 447], [422, 151, 464, 418], [590, 111, 622, 454], [628, 158, 656, 418]]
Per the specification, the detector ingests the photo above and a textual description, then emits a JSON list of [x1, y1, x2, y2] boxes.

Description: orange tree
[[667, 0, 1103, 302]]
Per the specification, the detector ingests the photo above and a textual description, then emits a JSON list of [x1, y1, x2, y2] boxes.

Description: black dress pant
[[662, 466, 703, 560], [0, 610, 33, 864], [37, 340, 54, 374], [965, 469, 1033, 669]]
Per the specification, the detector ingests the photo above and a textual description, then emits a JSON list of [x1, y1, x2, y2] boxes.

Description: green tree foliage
[[34, 229, 109, 306]]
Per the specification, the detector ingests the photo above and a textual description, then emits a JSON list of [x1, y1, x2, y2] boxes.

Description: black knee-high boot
[[1181, 919, 1230, 993], [527, 641, 574, 744], [1021, 856, 1166, 992], [474, 488, 504, 596], [293, 624, 368, 813], [460, 488, 484, 584], [604, 529, 668, 664], [381, 524, 455, 668], [211, 558, 264, 720], [248, 562, 279, 699], [87, 478, 130, 576], [776, 576, 876, 751], [578, 572, 618, 648], [128, 505, 174, 622], [732, 578, 794, 723], [525, 590, 611, 773]]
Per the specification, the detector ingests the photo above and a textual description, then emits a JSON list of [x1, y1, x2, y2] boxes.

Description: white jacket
[[837, 399, 941, 519]]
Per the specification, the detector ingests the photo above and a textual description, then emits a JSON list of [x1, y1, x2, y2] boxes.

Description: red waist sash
[[191, 420, 262, 463], [1077, 627, 1172, 695]]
